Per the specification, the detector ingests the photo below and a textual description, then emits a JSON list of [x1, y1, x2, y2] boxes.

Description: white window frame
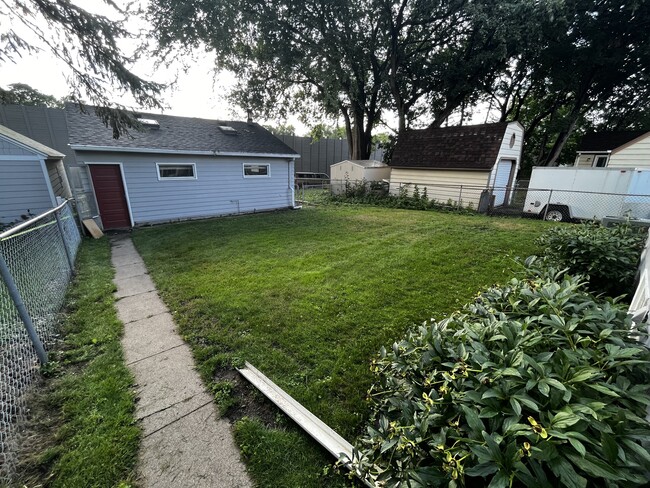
[[592, 155, 609, 168], [242, 162, 271, 178], [156, 162, 198, 181]]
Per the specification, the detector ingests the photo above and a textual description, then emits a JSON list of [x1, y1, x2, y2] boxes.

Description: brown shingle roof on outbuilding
[[390, 122, 508, 170]]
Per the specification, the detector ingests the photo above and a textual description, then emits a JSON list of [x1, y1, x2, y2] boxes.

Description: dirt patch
[[212, 367, 281, 428], [9, 374, 63, 486]]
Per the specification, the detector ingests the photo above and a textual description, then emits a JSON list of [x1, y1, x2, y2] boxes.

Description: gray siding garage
[[78, 152, 294, 225], [66, 104, 299, 229], [0, 125, 71, 226]]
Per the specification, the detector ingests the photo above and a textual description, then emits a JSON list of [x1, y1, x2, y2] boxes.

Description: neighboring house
[[65, 104, 300, 229], [330, 159, 391, 195], [389, 122, 524, 207], [0, 124, 71, 226], [574, 130, 650, 169]]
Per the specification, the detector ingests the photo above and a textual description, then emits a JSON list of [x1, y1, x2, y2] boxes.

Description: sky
[[0, 46, 242, 120], [0, 0, 311, 130], [0, 0, 490, 136]]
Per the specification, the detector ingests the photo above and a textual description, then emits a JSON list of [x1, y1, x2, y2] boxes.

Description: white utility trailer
[[523, 167, 650, 222]]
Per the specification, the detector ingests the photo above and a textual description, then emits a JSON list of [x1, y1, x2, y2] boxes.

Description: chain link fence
[[489, 186, 650, 222], [0, 201, 81, 482], [297, 179, 650, 223]]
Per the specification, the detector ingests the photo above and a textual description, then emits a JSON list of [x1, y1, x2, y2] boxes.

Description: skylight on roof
[[218, 125, 238, 135], [137, 118, 160, 128]]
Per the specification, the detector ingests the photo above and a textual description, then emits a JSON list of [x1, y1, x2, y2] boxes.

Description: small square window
[[593, 156, 608, 168], [243, 163, 270, 177], [157, 163, 196, 179]]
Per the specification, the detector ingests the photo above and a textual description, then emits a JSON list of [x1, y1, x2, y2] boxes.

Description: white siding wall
[[0, 158, 54, 224], [488, 122, 524, 186], [78, 152, 293, 225], [364, 166, 392, 182], [575, 154, 597, 167], [330, 162, 390, 194], [389, 168, 489, 206], [608, 134, 650, 168]]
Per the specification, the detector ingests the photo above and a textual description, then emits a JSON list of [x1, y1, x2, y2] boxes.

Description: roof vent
[[137, 118, 160, 129], [219, 125, 238, 135]]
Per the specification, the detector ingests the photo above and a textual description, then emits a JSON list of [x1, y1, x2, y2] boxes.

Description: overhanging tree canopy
[[0, 0, 163, 137]]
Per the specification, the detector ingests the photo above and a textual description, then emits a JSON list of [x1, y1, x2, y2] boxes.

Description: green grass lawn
[[133, 205, 552, 487], [15, 239, 139, 487]]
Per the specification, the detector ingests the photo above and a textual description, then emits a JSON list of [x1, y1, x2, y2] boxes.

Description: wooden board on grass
[[82, 219, 104, 239]]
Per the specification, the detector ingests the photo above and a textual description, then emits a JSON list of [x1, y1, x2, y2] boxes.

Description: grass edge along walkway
[[14, 238, 139, 487]]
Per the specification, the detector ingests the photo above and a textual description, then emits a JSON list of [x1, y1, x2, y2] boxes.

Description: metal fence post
[[0, 254, 48, 364], [543, 189, 553, 220], [458, 185, 463, 208], [54, 205, 75, 274], [487, 186, 494, 214]]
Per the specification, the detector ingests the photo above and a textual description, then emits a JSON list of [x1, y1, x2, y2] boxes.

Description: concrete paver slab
[[110, 236, 251, 487], [139, 393, 213, 436], [115, 291, 167, 324], [112, 242, 138, 257], [122, 313, 183, 365], [130, 344, 207, 420], [112, 252, 144, 268], [114, 262, 148, 281], [139, 403, 251, 488], [115, 273, 157, 298]]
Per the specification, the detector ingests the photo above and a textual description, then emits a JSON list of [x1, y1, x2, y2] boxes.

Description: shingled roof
[[65, 104, 299, 157], [577, 130, 649, 152], [390, 122, 509, 170]]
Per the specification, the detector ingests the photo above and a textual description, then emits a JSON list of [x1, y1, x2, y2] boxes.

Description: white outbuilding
[[330, 159, 391, 195], [388, 122, 524, 208]]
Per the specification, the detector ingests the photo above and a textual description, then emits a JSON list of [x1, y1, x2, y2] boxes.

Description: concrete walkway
[[110, 235, 252, 488]]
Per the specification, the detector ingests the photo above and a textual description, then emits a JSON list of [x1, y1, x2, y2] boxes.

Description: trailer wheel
[[543, 205, 570, 222]]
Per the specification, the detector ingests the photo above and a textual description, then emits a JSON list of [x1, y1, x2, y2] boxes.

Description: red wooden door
[[89, 165, 131, 229]]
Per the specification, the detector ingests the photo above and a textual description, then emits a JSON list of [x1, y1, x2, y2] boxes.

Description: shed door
[[492, 160, 514, 206], [89, 164, 131, 229]]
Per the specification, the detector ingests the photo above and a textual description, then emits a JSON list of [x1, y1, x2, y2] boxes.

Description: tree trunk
[[341, 105, 372, 160], [350, 118, 372, 160], [543, 114, 579, 166], [429, 105, 454, 128]]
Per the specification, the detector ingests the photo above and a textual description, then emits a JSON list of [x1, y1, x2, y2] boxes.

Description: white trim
[[592, 154, 610, 168], [506, 121, 525, 132], [85, 162, 134, 227], [243, 162, 271, 178], [289, 159, 295, 207], [38, 157, 58, 206], [155, 162, 198, 181], [70, 144, 300, 159]]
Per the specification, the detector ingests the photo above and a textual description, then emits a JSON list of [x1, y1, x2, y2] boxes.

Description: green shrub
[[330, 181, 475, 214], [536, 222, 647, 298], [352, 263, 650, 488]]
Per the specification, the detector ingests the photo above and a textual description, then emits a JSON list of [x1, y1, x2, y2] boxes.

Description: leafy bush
[[536, 222, 647, 298], [330, 181, 475, 214], [352, 263, 650, 488]]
